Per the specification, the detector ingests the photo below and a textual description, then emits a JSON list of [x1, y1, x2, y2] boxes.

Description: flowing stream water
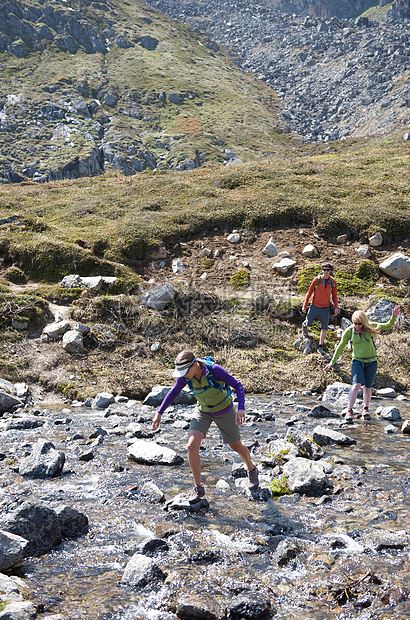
[[1, 392, 409, 620]]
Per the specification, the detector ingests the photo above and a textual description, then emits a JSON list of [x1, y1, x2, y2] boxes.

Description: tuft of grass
[[230, 270, 250, 290]]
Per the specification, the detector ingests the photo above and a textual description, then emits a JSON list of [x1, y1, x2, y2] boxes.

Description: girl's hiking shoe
[[361, 407, 371, 420], [248, 467, 259, 491], [317, 346, 325, 355], [189, 485, 205, 504], [345, 409, 354, 423]]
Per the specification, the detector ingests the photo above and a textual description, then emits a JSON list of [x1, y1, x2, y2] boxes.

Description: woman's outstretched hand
[[392, 305, 401, 317]]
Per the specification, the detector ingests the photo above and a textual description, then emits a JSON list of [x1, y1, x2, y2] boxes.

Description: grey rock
[[384, 424, 397, 434], [378, 406, 401, 421], [312, 425, 356, 446], [0, 530, 29, 572], [356, 244, 371, 258], [302, 244, 318, 257], [140, 285, 175, 311], [266, 438, 300, 461], [165, 492, 209, 512], [43, 320, 71, 339], [0, 601, 37, 619], [0, 392, 23, 416], [18, 439, 65, 479], [0, 573, 28, 603], [376, 387, 397, 398], [139, 481, 165, 504], [121, 553, 166, 587], [379, 253, 410, 280], [139, 36, 158, 50], [307, 404, 339, 418], [271, 258, 296, 274], [283, 457, 333, 495], [262, 237, 278, 257], [62, 330, 84, 353], [227, 594, 272, 620], [4, 417, 44, 431], [227, 233, 241, 244], [176, 596, 224, 620], [92, 392, 115, 409], [401, 420, 410, 434], [322, 382, 352, 410], [143, 385, 196, 407], [0, 501, 62, 557], [127, 439, 183, 465], [285, 429, 325, 460], [55, 506, 88, 539], [368, 298, 397, 322], [273, 537, 316, 567], [369, 232, 383, 247]]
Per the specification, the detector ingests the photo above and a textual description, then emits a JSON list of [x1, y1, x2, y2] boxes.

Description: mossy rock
[[5, 265, 27, 284]]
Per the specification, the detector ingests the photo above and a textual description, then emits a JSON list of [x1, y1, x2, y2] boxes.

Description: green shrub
[[335, 270, 374, 296], [298, 266, 320, 294], [230, 270, 250, 289], [355, 260, 379, 282]]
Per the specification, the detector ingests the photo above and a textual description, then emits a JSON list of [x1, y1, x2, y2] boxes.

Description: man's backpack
[[314, 275, 336, 290], [185, 356, 232, 396]]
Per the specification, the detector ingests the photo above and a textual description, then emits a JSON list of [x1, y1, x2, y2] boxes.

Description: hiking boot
[[317, 345, 325, 355], [345, 409, 354, 423], [361, 407, 371, 420], [248, 467, 259, 491], [302, 323, 309, 338], [189, 485, 205, 504]]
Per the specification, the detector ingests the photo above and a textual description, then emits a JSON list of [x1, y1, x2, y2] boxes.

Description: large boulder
[[18, 439, 65, 479], [367, 298, 397, 322], [312, 425, 356, 447], [62, 330, 84, 353], [140, 285, 175, 311], [0, 530, 30, 571], [55, 506, 89, 539], [322, 382, 353, 410], [143, 385, 196, 407], [0, 502, 62, 557], [0, 392, 23, 415], [379, 253, 410, 280], [127, 439, 183, 465], [43, 320, 71, 339], [283, 458, 333, 496]]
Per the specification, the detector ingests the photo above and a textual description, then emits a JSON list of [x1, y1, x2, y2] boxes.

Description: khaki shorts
[[189, 404, 241, 444]]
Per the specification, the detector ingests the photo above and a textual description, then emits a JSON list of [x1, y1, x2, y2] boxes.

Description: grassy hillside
[[0, 0, 286, 180], [0, 132, 409, 282]]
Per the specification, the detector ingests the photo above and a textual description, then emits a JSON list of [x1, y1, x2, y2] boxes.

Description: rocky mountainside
[[146, 0, 410, 143], [0, 0, 284, 183]]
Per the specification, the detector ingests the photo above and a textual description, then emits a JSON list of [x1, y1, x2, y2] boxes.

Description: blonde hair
[[351, 310, 378, 336]]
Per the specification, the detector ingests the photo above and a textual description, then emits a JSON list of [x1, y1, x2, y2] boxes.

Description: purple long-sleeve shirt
[[157, 364, 245, 416]]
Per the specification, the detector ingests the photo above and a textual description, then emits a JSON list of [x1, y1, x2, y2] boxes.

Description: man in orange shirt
[[302, 263, 339, 355]]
